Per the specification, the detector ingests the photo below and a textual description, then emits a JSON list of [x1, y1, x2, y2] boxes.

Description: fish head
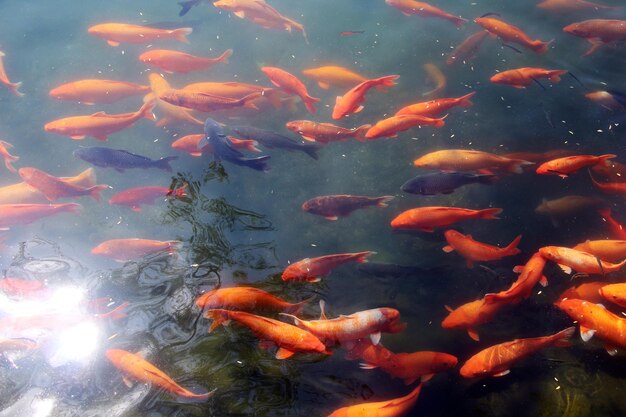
[[49, 85, 73, 100], [285, 121, 303, 133], [489, 72, 508, 84], [44, 119, 66, 134], [443, 229, 462, 241], [91, 243, 111, 257], [379, 308, 406, 333], [432, 353, 459, 372], [87, 24, 107, 37], [148, 73, 170, 93], [72, 147, 89, 161], [281, 263, 305, 281], [553, 297, 585, 317], [458, 360, 484, 379], [599, 284, 625, 305], [563, 23, 588, 37], [105, 348, 129, 368], [213, 0, 234, 8], [195, 289, 218, 309], [157, 89, 177, 105]]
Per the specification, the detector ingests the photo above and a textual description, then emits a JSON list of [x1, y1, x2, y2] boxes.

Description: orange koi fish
[[205, 309, 328, 359], [332, 75, 400, 120], [285, 120, 370, 143], [0, 278, 45, 298], [0, 168, 96, 205], [327, 384, 422, 417], [345, 339, 457, 384], [422, 63, 446, 98], [106, 349, 213, 400], [182, 81, 285, 108], [18, 167, 108, 202], [490, 68, 568, 88], [538, 246, 626, 275], [147, 73, 203, 127], [592, 159, 626, 182], [139, 49, 232, 73], [365, 115, 445, 139], [475, 16, 551, 54], [385, 0, 467, 27], [171, 134, 259, 156], [590, 171, 626, 196], [159, 88, 260, 113], [195, 287, 312, 314], [0, 51, 23, 97], [555, 298, 626, 354], [538, 0, 620, 12], [598, 208, 626, 240], [536, 154, 614, 178], [447, 31, 489, 65], [599, 284, 626, 308], [559, 282, 606, 304], [301, 66, 368, 90], [441, 297, 509, 341], [49, 80, 150, 105], [261, 66, 319, 114], [563, 19, 626, 56], [443, 230, 522, 268], [108, 185, 188, 212], [395, 92, 475, 117], [44, 100, 155, 141], [484, 252, 548, 303], [281, 303, 405, 345], [88, 23, 192, 47], [413, 149, 533, 174], [282, 251, 375, 282], [0, 203, 81, 228], [0, 140, 18, 173], [459, 327, 574, 378], [390, 206, 502, 232], [585, 91, 626, 111], [573, 240, 626, 263], [503, 149, 576, 165], [91, 238, 181, 262]]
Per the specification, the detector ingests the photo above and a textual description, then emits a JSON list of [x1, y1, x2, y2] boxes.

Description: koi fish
[[0, 140, 18, 173], [573, 240, 626, 263], [535, 196, 606, 220], [591, 159, 626, 182], [0, 51, 23, 97], [261, 66, 319, 114], [204, 309, 328, 359], [302, 195, 394, 220], [475, 16, 551, 54], [590, 171, 626, 196], [490, 68, 568, 88], [599, 284, 626, 308], [88, 23, 192, 46], [158, 88, 260, 113], [327, 384, 422, 417], [91, 238, 181, 262], [422, 63, 446, 98], [332, 75, 400, 120], [106, 349, 213, 400], [345, 339, 457, 384], [536, 154, 614, 178], [108, 185, 188, 212], [301, 66, 368, 90], [282, 251, 375, 282], [385, 0, 467, 27], [228, 125, 321, 159], [559, 282, 607, 304], [413, 149, 533, 174], [390, 206, 502, 232], [503, 149, 577, 165], [537, 0, 621, 12], [285, 120, 371, 143], [563, 19, 626, 56], [0, 168, 96, 205], [18, 167, 109, 202], [585, 90, 626, 111], [139, 49, 232, 73], [401, 172, 497, 196], [484, 252, 548, 304], [395, 92, 475, 117], [182, 81, 288, 111], [0, 203, 81, 228], [44, 100, 156, 141], [441, 297, 509, 341], [598, 208, 626, 240], [443, 230, 522, 269], [365, 114, 445, 139], [538, 246, 626, 275], [73, 147, 177, 172], [447, 31, 489, 65], [171, 134, 260, 157], [0, 278, 45, 298], [459, 327, 574, 378], [147, 74, 203, 127], [195, 287, 312, 314], [49, 80, 150, 105], [555, 298, 626, 355]]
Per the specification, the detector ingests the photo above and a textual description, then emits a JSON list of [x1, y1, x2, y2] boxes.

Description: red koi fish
[[459, 327, 574, 378], [485, 252, 548, 303], [413, 149, 533, 174], [490, 68, 568, 88], [88, 23, 192, 47], [475, 16, 551, 54], [0, 278, 45, 298], [390, 206, 502, 232], [332, 75, 399, 120], [282, 251, 375, 282], [285, 120, 371, 143], [195, 287, 312, 314], [49, 80, 150, 105], [365, 114, 445, 139], [443, 230, 522, 268], [91, 238, 181, 262], [441, 297, 509, 341], [536, 154, 614, 178], [538, 0, 621, 12], [0, 51, 23, 97], [205, 309, 329, 359], [573, 240, 626, 263], [563, 19, 626, 56], [106, 349, 213, 400], [599, 284, 626, 308], [171, 134, 260, 157], [261, 67, 319, 114], [385, 0, 467, 27], [590, 171, 626, 196], [395, 92, 475, 117], [18, 167, 109, 202], [558, 282, 606, 304], [159, 89, 260, 113], [0, 203, 81, 228], [108, 185, 188, 212], [327, 385, 422, 417], [598, 208, 626, 240], [139, 49, 232, 73], [447, 31, 489, 65]]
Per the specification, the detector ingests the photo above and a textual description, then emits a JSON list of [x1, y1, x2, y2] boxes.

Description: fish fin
[[493, 370, 510, 377], [354, 105, 364, 113], [478, 207, 503, 219], [355, 251, 375, 263], [442, 245, 455, 253], [580, 325, 596, 342], [402, 11, 412, 16], [233, 11, 246, 19], [286, 295, 315, 316], [94, 134, 108, 142], [420, 374, 435, 383], [376, 196, 394, 207], [553, 326, 575, 348], [444, 305, 453, 312], [504, 235, 522, 255], [467, 328, 480, 341], [278, 312, 303, 326], [301, 135, 317, 142], [258, 340, 274, 350], [122, 376, 134, 388], [318, 82, 330, 90], [172, 27, 193, 44], [275, 347, 295, 360], [204, 309, 230, 332], [512, 265, 524, 273], [370, 332, 381, 345], [359, 362, 378, 370], [216, 48, 233, 64], [88, 184, 109, 202], [70, 135, 86, 140], [319, 299, 328, 320], [605, 344, 618, 356], [156, 156, 178, 172], [557, 264, 572, 274], [539, 275, 548, 287], [324, 216, 339, 221], [8, 81, 24, 97], [107, 40, 120, 47], [306, 277, 322, 283]]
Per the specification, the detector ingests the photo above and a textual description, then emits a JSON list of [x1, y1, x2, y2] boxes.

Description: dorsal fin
[[319, 299, 328, 320]]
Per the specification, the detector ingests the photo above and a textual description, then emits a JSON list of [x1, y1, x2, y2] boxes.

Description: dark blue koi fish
[[73, 147, 177, 172], [401, 172, 498, 196], [228, 126, 320, 160]]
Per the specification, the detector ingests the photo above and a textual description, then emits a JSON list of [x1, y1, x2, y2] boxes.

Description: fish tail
[[8, 81, 24, 97], [354, 251, 376, 263], [170, 183, 189, 198], [355, 124, 372, 141], [508, 159, 534, 174], [552, 326, 575, 348], [504, 234, 523, 255], [97, 302, 129, 320], [75, 168, 97, 187], [244, 155, 271, 172], [178, 0, 197, 16], [3, 154, 18, 173], [204, 309, 231, 332], [478, 207, 503, 220], [181, 387, 216, 401], [454, 16, 468, 28], [172, 27, 193, 44], [433, 116, 446, 128], [216, 48, 233, 64], [88, 184, 110, 202], [166, 240, 183, 253], [263, 88, 284, 109], [458, 91, 476, 107], [155, 156, 178, 172], [548, 70, 568, 83], [240, 91, 262, 110], [533, 39, 552, 55], [597, 154, 617, 166], [376, 196, 395, 208], [303, 96, 320, 114], [375, 75, 400, 90], [138, 98, 157, 120], [301, 143, 321, 160], [242, 139, 262, 153], [286, 295, 316, 316], [62, 203, 82, 214]]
